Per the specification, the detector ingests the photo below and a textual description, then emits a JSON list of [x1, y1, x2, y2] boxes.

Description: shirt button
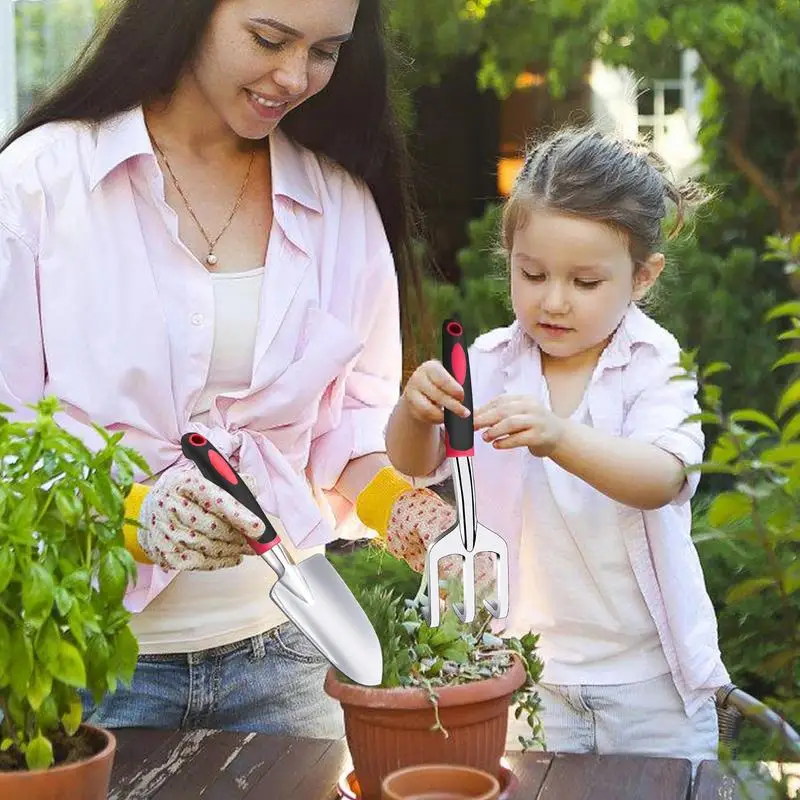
[[191, 313, 204, 326]]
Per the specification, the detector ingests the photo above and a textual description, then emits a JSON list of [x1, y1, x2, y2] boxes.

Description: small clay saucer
[[336, 765, 519, 799]]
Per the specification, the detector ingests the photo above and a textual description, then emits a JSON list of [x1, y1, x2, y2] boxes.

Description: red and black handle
[[442, 318, 474, 458], [180, 433, 281, 553]]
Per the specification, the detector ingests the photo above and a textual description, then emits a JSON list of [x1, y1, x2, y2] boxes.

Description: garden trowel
[[424, 318, 509, 627], [181, 432, 383, 686]]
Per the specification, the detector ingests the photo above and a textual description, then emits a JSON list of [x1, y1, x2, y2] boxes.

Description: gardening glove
[[123, 483, 155, 564], [356, 467, 494, 589], [137, 465, 267, 571]]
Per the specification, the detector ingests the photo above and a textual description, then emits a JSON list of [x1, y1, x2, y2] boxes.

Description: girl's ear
[[632, 252, 665, 301]]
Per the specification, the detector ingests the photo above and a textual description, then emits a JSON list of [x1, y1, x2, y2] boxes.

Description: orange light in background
[[497, 157, 523, 196], [515, 71, 546, 90]]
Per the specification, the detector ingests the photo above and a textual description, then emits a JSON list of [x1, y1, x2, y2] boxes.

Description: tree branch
[[781, 147, 800, 198], [725, 139, 784, 212], [781, 147, 800, 232], [697, 52, 785, 213]]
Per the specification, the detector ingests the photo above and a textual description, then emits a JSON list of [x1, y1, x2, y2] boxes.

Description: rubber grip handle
[[180, 433, 280, 551], [442, 318, 474, 457]]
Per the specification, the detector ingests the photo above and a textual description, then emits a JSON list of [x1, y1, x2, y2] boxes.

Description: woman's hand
[[384, 487, 494, 590], [473, 395, 565, 458], [400, 360, 471, 424], [138, 466, 266, 570]]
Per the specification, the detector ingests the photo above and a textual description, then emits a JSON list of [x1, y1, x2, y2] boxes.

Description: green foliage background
[[10, 0, 799, 763]]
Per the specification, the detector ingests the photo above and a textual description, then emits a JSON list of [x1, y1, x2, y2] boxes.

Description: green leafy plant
[[421, 202, 513, 356], [331, 546, 545, 751], [328, 543, 421, 602], [680, 234, 800, 788], [0, 397, 150, 771], [764, 232, 800, 279], [388, 0, 798, 232]]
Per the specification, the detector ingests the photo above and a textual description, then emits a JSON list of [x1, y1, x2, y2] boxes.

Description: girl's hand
[[401, 359, 471, 424], [473, 395, 565, 458]]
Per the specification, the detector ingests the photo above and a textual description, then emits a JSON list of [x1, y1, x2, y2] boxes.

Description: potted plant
[[325, 548, 544, 800], [0, 397, 148, 798]]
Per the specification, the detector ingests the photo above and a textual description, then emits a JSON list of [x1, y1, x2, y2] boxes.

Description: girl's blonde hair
[[501, 127, 711, 269]]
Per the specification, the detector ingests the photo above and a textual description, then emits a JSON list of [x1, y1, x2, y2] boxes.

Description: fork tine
[[483, 546, 509, 619], [454, 553, 476, 623], [424, 551, 441, 628], [494, 538, 509, 618], [425, 533, 456, 627], [475, 524, 509, 620]]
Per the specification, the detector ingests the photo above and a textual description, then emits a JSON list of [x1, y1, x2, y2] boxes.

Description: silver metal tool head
[[265, 550, 383, 686], [423, 520, 509, 627]]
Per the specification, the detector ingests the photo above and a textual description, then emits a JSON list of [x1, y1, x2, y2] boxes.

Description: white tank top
[[504, 380, 669, 684], [132, 268, 323, 654]]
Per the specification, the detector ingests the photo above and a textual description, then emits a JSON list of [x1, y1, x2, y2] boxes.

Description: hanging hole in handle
[[188, 433, 207, 447], [446, 321, 463, 336]]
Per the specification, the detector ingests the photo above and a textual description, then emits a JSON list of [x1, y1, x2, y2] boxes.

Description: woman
[[0, 0, 424, 737]]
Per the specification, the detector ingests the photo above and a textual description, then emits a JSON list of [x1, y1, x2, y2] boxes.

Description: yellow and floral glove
[[138, 466, 266, 571], [123, 483, 154, 564], [356, 467, 494, 587], [122, 467, 265, 570]]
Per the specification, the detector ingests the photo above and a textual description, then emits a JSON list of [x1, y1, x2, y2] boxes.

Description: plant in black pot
[[326, 546, 544, 800], [0, 397, 149, 799]]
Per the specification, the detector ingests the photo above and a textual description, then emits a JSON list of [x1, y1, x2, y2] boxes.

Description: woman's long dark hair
[[1, 0, 429, 371]]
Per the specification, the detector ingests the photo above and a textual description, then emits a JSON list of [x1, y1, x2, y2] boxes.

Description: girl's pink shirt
[[413, 306, 730, 715]]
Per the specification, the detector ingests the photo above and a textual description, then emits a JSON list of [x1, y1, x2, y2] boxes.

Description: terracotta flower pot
[[382, 763, 501, 800], [0, 724, 116, 800], [324, 655, 526, 800]]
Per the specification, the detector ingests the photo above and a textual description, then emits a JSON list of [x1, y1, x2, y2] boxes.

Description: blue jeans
[[506, 673, 718, 777], [81, 621, 344, 738]]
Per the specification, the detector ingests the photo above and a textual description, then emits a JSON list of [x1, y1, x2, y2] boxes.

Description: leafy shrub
[[684, 232, 800, 769]]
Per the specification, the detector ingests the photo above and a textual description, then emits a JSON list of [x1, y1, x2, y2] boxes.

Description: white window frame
[[636, 51, 701, 152], [590, 49, 702, 179], [637, 78, 683, 152]]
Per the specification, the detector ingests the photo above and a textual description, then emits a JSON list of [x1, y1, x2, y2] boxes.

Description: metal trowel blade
[[269, 553, 383, 686]]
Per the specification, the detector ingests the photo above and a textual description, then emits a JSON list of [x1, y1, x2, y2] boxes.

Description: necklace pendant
[[206, 252, 218, 266]]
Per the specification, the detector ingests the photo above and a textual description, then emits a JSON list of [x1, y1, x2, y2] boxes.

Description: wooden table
[[106, 728, 779, 799]]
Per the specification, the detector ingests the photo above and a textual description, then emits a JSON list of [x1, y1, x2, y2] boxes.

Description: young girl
[[384, 127, 728, 769]]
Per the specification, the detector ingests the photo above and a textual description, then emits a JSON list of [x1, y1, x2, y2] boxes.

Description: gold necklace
[[149, 135, 256, 267]]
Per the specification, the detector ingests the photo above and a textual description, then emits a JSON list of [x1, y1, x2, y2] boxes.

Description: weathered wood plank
[[108, 729, 240, 799], [503, 751, 554, 797], [151, 730, 258, 799], [201, 734, 309, 800], [288, 739, 350, 799], [109, 728, 185, 790], [243, 737, 341, 798], [538, 753, 691, 800], [106, 730, 719, 800]]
